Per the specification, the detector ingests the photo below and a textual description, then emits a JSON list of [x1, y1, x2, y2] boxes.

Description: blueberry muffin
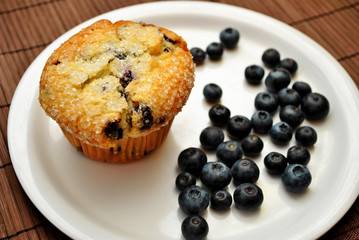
[[39, 20, 195, 163]]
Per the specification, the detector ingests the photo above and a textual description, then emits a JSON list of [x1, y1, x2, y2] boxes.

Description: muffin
[[39, 20, 195, 163]]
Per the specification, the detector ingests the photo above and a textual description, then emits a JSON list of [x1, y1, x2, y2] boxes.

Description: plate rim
[[7, 1, 359, 240]]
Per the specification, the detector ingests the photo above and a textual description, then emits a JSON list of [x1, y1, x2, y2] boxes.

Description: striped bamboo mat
[[0, 0, 358, 239]]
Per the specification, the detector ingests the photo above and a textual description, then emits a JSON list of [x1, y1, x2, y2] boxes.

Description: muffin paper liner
[[60, 118, 173, 163]]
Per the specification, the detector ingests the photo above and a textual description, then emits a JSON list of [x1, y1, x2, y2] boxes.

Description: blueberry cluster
[[177, 146, 264, 240], [178, 33, 330, 239], [245, 48, 329, 193], [190, 27, 240, 65], [243, 48, 329, 192], [249, 49, 330, 124]]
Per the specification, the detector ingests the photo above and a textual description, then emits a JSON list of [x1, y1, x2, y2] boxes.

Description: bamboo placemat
[[0, 0, 358, 239]]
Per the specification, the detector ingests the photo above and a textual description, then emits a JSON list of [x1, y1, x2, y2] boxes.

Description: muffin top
[[39, 20, 195, 148]]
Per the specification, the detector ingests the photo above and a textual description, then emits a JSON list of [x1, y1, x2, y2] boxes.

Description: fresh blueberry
[[251, 110, 273, 134], [211, 189, 233, 210], [279, 105, 305, 128], [254, 91, 278, 113], [216, 141, 243, 168], [200, 162, 232, 190], [199, 126, 225, 150], [226, 115, 252, 140], [245, 65, 265, 84], [265, 68, 292, 92], [277, 88, 301, 107], [231, 159, 260, 185], [262, 48, 280, 68], [241, 135, 264, 156], [190, 47, 206, 65], [233, 183, 264, 210], [203, 83, 222, 103], [301, 92, 330, 120], [208, 104, 231, 126], [287, 145, 311, 165], [270, 121, 293, 145], [277, 58, 298, 75], [181, 215, 209, 240], [220, 27, 240, 49], [264, 152, 288, 174], [282, 164, 312, 193], [206, 42, 224, 60], [178, 148, 207, 176], [176, 172, 197, 191], [292, 81, 312, 98], [178, 185, 210, 215], [295, 126, 318, 147]]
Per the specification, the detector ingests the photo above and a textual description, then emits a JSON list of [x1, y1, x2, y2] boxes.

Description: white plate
[[8, 1, 359, 240]]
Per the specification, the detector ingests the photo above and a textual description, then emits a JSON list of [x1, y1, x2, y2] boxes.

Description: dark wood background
[[0, 0, 358, 239]]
